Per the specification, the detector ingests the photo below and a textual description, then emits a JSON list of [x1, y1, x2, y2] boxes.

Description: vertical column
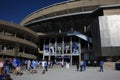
[[70, 36, 72, 66], [14, 33, 16, 38], [24, 35, 26, 40], [43, 38, 45, 60], [32, 49, 34, 55], [13, 48, 14, 55], [2, 30, 4, 35], [23, 46, 25, 53], [31, 37, 32, 42], [55, 36, 57, 55], [30, 48, 32, 55], [13, 43, 15, 55], [49, 38, 51, 61], [78, 38, 82, 64], [1, 30, 4, 53], [62, 36, 64, 62]]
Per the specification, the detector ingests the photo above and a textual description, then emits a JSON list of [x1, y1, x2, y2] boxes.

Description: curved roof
[[20, 0, 120, 25]]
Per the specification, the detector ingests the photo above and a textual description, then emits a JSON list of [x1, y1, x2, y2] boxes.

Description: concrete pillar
[[13, 48, 14, 55], [24, 35, 26, 40], [43, 38, 45, 60], [62, 36, 64, 62], [78, 39, 82, 64], [14, 33, 16, 37], [2, 30, 4, 35], [30, 48, 32, 55], [70, 36, 72, 66], [70, 56, 72, 66], [49, 38, 51, 61], [62, 36, 64, 55], [55, 36, 57, 54], [48, 56, 51, 61], [23, 46, 25, 53]]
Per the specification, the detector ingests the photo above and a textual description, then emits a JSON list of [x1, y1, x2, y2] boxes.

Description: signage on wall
[[72, 42, 79, 54], [3, 47, 7, 54], [44, 45, 49, 55]]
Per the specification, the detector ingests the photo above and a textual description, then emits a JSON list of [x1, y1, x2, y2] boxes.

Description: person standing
[[27, 59, 31, 71], [15, 58, 21, 75], [94, 60, 97, 67], [5, 57, 10, 73], [100, 60, 104, 72], [24, 59, 28, 69], [0, 58, 5, 80], [31, 60, 36, 70], [80, 61, 83, 72], [76, 61, 79, 71], [58, 45, 61, 54], [44, 60, 48, 71], [9, 58, 13, 72], [83, 60, 86, 71], [61, 61, 64, 68]]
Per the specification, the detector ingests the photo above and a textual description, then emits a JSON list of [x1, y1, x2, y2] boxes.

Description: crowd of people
[[0, 57, 55, 80], [0, 56, 105, 80]]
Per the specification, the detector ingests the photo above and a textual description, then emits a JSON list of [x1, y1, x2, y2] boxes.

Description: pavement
[[10, 66, 120, 80]]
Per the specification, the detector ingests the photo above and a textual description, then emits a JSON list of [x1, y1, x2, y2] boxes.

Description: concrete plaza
[[10, 66, 120, 80]]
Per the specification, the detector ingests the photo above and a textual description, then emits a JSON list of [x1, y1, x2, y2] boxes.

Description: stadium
[[1, 0, 120, 64], [0, 20, 38, 59]]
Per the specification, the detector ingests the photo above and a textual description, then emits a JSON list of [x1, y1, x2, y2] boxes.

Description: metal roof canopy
[[67, 31, 92, 43], [24, 4, 120, 26]]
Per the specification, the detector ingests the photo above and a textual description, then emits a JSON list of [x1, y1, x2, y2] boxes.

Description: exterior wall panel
[[99, 15, 120, 56], [91, 18, 101, 56], [100, 0, 119, 5], [82, 0, 100, 6], [104, 8, 120, 15]]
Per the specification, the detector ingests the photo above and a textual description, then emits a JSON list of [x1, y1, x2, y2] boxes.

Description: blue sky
[[0, 0, 67, 24]]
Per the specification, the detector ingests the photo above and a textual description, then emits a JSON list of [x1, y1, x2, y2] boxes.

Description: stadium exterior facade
[[0, 20, 38, 59], [1, 0, 120, 64], [20, 0, 120, 64]]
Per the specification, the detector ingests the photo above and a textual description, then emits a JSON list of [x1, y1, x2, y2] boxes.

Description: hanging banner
[[49, 43, 55, 54], [64, 43, 70, 54], [3, 47, 7, 54], [57, 43, 62, 54], [72, 42, 79, 55], [44, 45, 49, 55]]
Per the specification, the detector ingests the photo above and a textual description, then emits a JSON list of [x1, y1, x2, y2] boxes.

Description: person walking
[[41, 59, 48, 74], [44, 60, 48, 71], [80, 61, 83, 72], [99, 60, 104, 72]]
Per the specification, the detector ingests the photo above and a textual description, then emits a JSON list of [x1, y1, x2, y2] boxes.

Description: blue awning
[[67, 31, 92, 43]]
